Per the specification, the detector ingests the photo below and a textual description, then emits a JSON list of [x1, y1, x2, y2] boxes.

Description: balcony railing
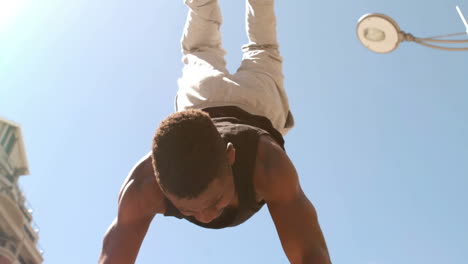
[[19, 206, 32, 223], [22, 225, 36, 244]]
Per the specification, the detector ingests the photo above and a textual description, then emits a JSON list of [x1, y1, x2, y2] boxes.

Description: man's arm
[[99, 155, 165, 264], [256, 137, 331, 264]]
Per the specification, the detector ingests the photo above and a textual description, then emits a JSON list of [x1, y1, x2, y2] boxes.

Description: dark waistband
[[202, 106, 285, 148]]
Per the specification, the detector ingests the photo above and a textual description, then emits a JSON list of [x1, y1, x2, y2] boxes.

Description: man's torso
[[119, 107, 286, 228]]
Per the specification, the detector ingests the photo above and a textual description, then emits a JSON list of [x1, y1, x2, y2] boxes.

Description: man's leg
[[240, 0, 282, 79], [181, 0, 227, 72], [176, 0, 230, 111], [233, 0, 294, 134]]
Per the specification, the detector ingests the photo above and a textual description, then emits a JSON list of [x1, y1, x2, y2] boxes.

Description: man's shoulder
[[118, 152, 166, 223], [253, 135, 297, 202]]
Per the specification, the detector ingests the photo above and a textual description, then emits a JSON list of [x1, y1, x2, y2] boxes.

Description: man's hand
[[256, 136, 331, 264]]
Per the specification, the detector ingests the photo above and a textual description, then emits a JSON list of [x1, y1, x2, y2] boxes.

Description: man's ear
[[226, 142, 236, 165]]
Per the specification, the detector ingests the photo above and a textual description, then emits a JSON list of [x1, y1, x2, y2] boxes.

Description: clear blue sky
[[1, 0, 467, 263]]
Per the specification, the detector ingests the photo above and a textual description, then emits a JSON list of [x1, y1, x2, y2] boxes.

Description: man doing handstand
[[99, 0, 331, 263]]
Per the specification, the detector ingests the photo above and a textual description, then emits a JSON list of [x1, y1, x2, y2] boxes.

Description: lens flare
[[0, 0, 27, 31]]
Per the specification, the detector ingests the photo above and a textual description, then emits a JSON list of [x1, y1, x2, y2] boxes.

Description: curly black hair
[[152, 109, 227, 199]]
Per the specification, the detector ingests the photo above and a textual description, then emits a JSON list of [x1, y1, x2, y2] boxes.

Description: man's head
[[152, 109, 236, 223]]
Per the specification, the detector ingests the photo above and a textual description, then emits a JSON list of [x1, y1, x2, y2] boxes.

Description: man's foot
[[184, 0, 222, 23], [184, 0, 217, 7]]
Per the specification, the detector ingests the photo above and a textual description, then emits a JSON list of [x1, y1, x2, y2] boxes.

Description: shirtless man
[[99, 0, 331, 263]]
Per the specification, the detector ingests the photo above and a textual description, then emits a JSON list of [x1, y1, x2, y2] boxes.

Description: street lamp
[[357, 7, 468, 53]]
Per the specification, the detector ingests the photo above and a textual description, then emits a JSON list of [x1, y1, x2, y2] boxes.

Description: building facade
[[0, 118, 43, 264]]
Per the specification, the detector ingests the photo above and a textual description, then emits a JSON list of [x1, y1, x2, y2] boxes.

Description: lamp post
[[356, 8, 468, 53]]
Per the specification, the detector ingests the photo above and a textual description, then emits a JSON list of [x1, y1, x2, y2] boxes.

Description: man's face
[[166, 164, 237, 224]]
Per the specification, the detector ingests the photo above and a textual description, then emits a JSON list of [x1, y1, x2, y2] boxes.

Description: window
[[0, 126, 12, 146], [8, 242, 16, 254], [18, 256, 29, 264], [5, 174, 15, 183], [0, 123, 5, 137], [4, 134, 16, 155], [19, 256, 36, 264]]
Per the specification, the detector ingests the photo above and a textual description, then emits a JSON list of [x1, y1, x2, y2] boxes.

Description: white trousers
[[176, 0, 294, 135]]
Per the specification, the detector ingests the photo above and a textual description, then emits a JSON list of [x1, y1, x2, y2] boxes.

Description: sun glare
[[0, 0, 27, 31]]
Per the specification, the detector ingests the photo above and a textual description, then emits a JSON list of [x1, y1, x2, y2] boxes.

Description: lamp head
[[357, 13, 402, 53]]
